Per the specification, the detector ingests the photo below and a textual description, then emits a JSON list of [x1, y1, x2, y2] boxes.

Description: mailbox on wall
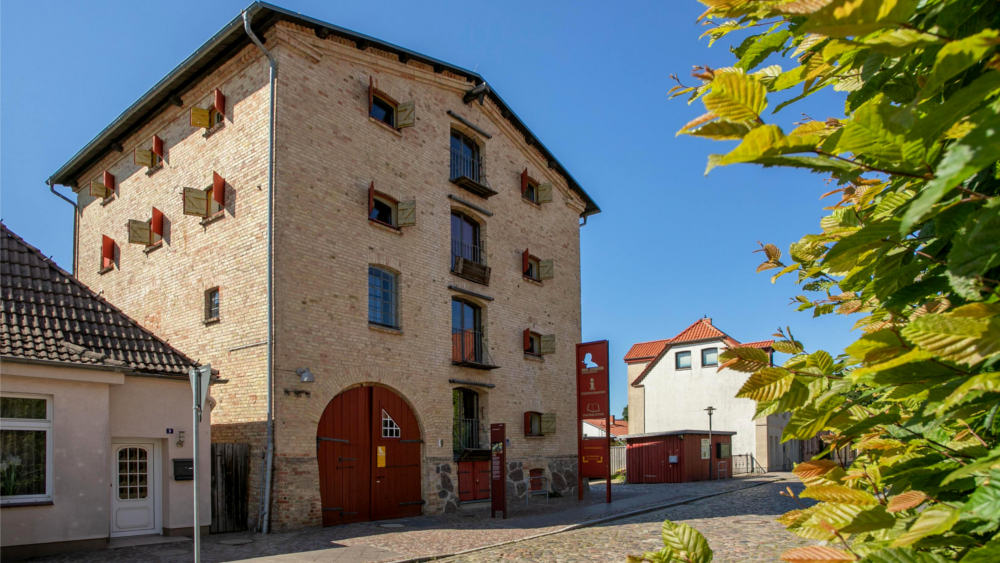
[[173, 458, 194, 481]]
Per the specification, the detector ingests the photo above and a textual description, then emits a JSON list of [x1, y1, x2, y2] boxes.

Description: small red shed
[[624, 430, 736, 484]]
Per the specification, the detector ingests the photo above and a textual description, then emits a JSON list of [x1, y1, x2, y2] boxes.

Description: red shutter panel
[[524, 412, 531, 436], [152, 207, 164, 236], [152, 135, 164, 158], [102, 235, 114, 269], [522, 249, 530, 275], [368, 182, 375, 214], [213, 89, 226, 114], [369, 77, 374, 112], [213, 172, 225, 206], [103, 171, 115, 195], [523, 328, 531, 351], [521, 168, 528, 194]]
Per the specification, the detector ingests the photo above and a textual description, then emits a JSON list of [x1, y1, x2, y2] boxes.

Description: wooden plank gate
[[610, 445, 627, 476], [210, 443, 250, 533]]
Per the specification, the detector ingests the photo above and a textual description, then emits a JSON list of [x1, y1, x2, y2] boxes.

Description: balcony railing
[[451, 239, 491, 285], [449, 149, 497, 198], [451, 329, 498, 370], [453, 417, 481, 451], [452, 239, 485, 267]]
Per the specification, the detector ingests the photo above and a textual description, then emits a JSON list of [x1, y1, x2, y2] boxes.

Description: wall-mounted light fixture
[[176, 430, 186, 448], [296, 368, 315, 383]]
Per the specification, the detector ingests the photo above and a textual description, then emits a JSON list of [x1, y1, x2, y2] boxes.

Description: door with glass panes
[[110, 441, 159, 536]]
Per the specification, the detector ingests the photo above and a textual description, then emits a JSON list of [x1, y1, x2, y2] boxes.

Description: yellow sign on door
[[377, 446, 386, 468]]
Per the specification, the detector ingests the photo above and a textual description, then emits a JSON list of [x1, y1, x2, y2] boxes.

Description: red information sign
[[576, 340, 610, 503], [490, 423, 506, 519]]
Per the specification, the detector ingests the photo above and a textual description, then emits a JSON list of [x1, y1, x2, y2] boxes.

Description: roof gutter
[[242, 4, 278, 535]]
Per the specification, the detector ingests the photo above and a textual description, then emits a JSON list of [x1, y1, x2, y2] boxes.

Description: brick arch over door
[[317, 385, 422, 526]]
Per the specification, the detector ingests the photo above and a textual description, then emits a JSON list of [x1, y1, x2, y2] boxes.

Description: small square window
[[525, 257, 540, 281], [523, 182, 538, 203], [526, 412, 542, 436], [526, 333, 541, 355], [702, 348, 718, 367], [370, 95, 395, 128], [205, 288, 220, 322], [209, 107, 224, 127], [370, 196, 396, 227], [676, 351, 691, 369]]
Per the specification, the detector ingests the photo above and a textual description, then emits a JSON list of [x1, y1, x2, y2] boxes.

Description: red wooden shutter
[[523, 328, 531, 351], [102, 235, 114, 269], [522, 249, 530, 275], [152, 207, 164, 236], [368, 77, 374, 112], [524, 412, 531, 436], [152, 135, 164, 158], [521, 168, 528, 193], [212, 172, 225, 206], [213, 89, 226, 114], [103, 171, 115, 195], [368, 182, 375, 214]]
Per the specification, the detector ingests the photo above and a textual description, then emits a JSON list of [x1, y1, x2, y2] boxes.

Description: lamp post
[[705, 406, 716, 480]]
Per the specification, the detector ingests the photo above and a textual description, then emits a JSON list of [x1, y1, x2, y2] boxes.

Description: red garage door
[[318, 386, 422, 526]]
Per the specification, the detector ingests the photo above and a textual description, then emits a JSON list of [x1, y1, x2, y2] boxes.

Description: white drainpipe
[[242, 7, 278, 534]]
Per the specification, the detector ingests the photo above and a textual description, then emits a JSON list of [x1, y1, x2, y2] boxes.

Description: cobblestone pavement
[[435, 481, 815, 563], [24, 475, 791, 563]]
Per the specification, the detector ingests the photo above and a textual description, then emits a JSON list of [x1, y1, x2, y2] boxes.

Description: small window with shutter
[[520, 168, 553, 204], [523, 249, 554, 282], [524, 412, 542, 436], [134, 136, 165, 170], [90, 171, 116, 201], [191, 89, 226, 132], [524, 329, 555, 356], [100, 235, 116, 273], [368, 77, 415, 130], [368, 182, 415, 229], [128, 208, 165, 247], [183, 173, 226, 219]]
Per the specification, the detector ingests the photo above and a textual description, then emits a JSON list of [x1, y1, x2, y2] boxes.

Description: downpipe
[[47, 180, 79, 274], [243, 7, 278, 535]]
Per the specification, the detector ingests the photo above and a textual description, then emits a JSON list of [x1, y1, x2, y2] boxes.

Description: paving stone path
[[25, 476, 798, 563], [434, 481, 815, 563]]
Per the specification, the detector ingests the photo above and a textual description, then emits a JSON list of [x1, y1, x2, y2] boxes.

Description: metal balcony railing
[[453, 418, 481, 452], [451, 329, 497, 369], [451, 239, 486, 267], [450, 149, 481, 183]]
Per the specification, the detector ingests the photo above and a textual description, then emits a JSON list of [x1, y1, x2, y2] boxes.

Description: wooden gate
[[318, 386, 422, 526], [210, 443, 250, 533], [457, 461, 491, 502]]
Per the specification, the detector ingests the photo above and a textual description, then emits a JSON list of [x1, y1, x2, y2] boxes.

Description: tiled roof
[[629, 318, 771, 387], [585, 418, 629, 436], [624, 339, 672, 363], [1, 224, 199, 377]]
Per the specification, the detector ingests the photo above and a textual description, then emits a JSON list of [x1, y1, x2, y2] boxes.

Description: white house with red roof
[[582, 416, 628, 440], [625, 318, 797, 471]]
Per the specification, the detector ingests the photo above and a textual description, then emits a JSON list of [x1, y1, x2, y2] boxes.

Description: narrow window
[[523, 181, 537, 203], [702, 348, 718, 367], [676, 351, 692, 369], [368, 266, 398, 328], [450, 130, 480, 182], [381, 410, 401, 438], [525, 412, 542, 436], [526, 257, 540, 281], [205, 287, 220, 321], [526, 332, 541, 355], [1, 395, 52, 504], [451, 211, 482, 266], [452, 298, 482, 363], [370, 95, 395, 127]]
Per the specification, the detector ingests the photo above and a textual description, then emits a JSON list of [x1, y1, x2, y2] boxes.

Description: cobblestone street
[[23, 476, 803, 563], [436, 480, 815, 563]]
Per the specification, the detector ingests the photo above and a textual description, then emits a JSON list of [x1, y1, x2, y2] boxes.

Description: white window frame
[[1, 393, 54, 505]]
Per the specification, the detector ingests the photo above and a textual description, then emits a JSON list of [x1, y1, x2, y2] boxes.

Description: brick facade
[[68, 21, 593, 531]]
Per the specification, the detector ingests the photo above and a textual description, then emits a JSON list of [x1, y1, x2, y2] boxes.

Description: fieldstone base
[[434, 462, 460, 513]]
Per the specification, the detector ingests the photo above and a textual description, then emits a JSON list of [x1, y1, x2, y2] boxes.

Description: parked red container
[[624, 430, 735, 484]]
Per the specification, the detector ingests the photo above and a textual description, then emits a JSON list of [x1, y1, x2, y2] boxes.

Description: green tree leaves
[[702, 72, 768, 124], [922, 29, 1000, 98]]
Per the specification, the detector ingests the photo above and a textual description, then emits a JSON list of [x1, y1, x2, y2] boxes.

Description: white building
[[625, 318, 798, 471]]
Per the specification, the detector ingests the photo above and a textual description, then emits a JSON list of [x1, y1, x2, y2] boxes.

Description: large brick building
[[46, 3, 599, 531]]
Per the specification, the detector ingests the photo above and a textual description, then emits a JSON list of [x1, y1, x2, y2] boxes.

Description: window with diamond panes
[[117, 447, 149, 500], [382, 410, 401, 438]]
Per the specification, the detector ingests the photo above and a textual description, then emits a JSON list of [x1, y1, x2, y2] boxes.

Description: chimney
[[704, 316, 712, 325], [611, 415, 616, 425]]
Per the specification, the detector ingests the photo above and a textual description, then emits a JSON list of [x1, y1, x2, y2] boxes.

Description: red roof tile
[[585, 418, 629, 436], [624, 339, 672, 363], [629, 318, 771, 387]]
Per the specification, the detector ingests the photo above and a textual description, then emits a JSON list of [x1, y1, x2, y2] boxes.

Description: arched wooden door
[[318, 386, 422, 526]]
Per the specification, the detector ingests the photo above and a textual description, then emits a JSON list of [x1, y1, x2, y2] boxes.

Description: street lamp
[[705, 406, 716, 479]]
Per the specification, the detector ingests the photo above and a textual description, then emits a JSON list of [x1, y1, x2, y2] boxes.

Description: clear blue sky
[[1, 0, 855, 419]]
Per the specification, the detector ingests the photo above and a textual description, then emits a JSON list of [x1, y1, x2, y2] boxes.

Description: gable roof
[[1, 224, 200, 377], [630, 318, 773, 387], [584, 418, 629, 437], [46, 2, 599, 217]]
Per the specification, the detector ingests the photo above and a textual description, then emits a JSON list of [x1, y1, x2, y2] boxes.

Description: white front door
[[110, 441, 160, 536]]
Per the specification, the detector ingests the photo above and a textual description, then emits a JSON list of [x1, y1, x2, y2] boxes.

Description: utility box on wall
[[624, 430, 735, 484], [173, 458, 194, 481]]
